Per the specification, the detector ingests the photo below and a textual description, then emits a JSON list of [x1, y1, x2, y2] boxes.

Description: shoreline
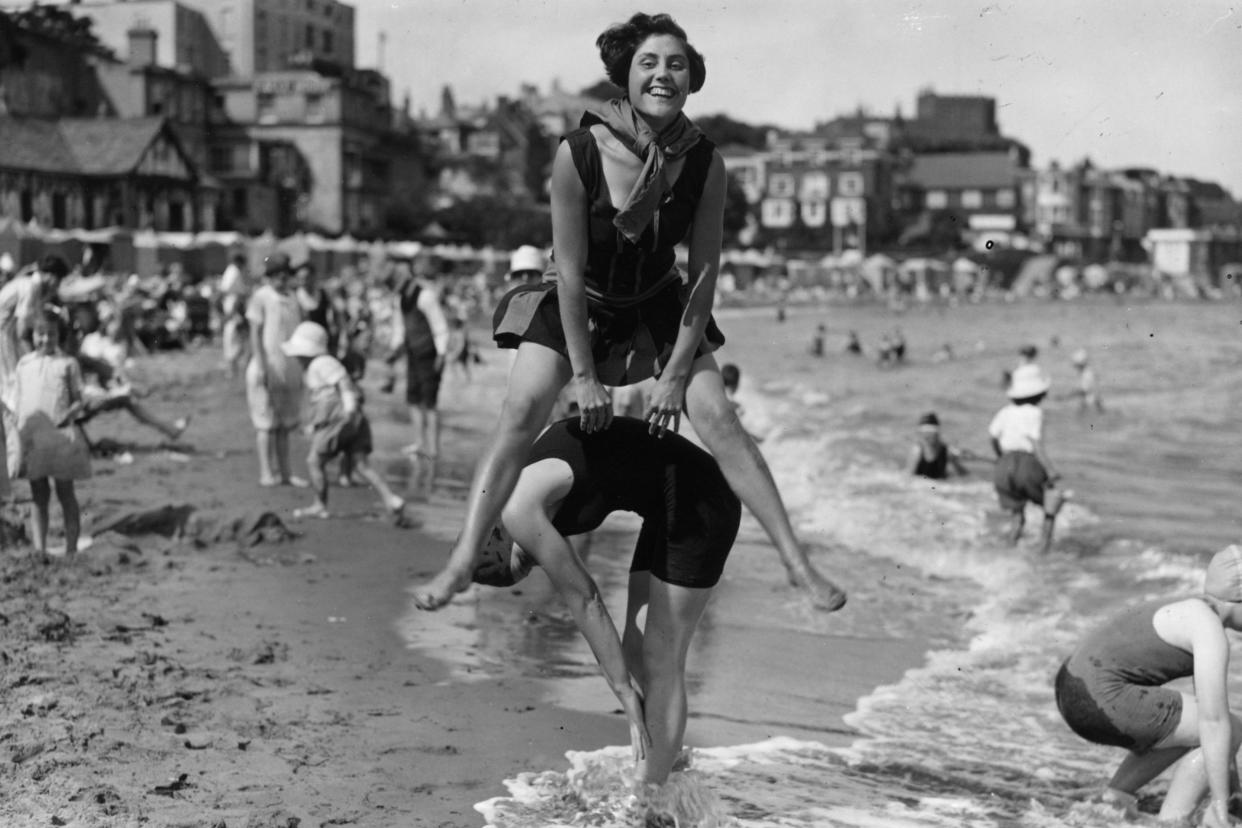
[[0, 343, 933, 827]]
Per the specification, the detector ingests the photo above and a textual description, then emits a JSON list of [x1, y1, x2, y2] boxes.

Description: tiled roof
[[0, 117, 169, 176], [907, 152, 1021, 189], [60, 118, 167, 175]]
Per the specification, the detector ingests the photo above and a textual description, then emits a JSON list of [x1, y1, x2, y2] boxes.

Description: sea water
[[407, 297, 1242, 827]]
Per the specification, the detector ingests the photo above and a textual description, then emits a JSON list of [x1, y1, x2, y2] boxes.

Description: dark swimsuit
[[1055, 599, 1193, 753], [525, 417, 740, 589], [492, 122, 725, 386], [914, 443, 949, 479]]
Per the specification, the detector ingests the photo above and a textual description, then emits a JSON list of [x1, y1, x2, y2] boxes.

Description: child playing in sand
[[987, 364, 1065, 553], [282, 321, 405, 522], [14, 308, 91, 557]]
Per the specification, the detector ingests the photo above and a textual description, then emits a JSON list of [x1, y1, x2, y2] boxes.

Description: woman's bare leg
[[683, 355, 846, 611], [623, 571, 651, 687], [636, 578, 712, 784], [411, 343, 570, 609]]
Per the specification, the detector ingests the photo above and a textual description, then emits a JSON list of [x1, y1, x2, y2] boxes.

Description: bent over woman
[[468, 416, 740, 785], [412, 11, 843, 613], [1055, 544, 1242, 826]]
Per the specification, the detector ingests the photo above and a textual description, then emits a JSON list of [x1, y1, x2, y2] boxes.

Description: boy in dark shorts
[[987, 364, 1065, 552], [444, 417, 742, 786], [282, 322, 406, 522]]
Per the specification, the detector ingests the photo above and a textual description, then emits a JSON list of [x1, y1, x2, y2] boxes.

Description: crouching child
[[282, 321, 406, 522]]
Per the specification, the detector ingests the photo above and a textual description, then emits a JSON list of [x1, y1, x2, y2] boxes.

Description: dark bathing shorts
[[993, 450, 1049, 511], [405, 354, 442, 408]]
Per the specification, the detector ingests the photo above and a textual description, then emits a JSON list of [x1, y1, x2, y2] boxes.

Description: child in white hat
[[987, 364, 1065, 552], [282, 321, 406, 522]]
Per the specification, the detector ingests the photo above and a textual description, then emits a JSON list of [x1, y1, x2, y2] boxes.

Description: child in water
[[1056, 544, 1242, 826], [906, 412, 973, 480], [987, 364, 1065, 553]]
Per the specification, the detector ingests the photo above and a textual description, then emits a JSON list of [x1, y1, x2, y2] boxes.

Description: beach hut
[[860, 253, 898, 295], [1010, 254, 1060, 297], [951, 256, 981, 295], [899, 257, 950, 301]]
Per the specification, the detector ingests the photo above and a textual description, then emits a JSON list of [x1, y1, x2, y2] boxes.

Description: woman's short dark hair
[[596, 12, 706, 94]]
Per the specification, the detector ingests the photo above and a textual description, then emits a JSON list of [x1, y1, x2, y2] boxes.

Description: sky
[[351, 0, 1242, 195]]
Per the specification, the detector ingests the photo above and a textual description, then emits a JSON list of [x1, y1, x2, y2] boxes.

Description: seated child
[[76, 314, 190, 444], [281, 321, 405, 521], [988, 365, 1066, 553]]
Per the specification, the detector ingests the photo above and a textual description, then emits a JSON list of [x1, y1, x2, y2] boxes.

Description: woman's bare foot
[[411, 565, 473, 610], [797, 569, 848, 613]]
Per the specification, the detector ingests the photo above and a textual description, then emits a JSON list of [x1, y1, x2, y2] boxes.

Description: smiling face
[[627, 33, 691, 129]]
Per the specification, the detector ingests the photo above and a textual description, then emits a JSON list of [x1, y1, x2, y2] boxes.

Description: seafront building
[[0, 0, 425, 237]]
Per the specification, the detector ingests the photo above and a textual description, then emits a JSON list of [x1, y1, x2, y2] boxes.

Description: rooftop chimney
[[127, 27, 158, 68]]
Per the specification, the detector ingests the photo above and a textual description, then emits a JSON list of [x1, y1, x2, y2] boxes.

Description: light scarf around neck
[[584, 97, 703, 244]]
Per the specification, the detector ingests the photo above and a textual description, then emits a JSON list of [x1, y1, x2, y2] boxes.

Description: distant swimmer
[[987, 364, 1066, 553], [845, 330, 862, 356], [1055, 544, 1242, 827], [906, 412, 978, 479], [465, 417, 748, 786], [810, 323, 826, 357], [1070, 348, 1105, 414]]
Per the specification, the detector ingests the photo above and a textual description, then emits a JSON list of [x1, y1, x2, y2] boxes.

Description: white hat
[[0, 252, 13, 273], [508, 245, 546, 276], [1071, 348, 1089, 365], [1007, 364, 1051, 399], [281, 321, 329, 358]]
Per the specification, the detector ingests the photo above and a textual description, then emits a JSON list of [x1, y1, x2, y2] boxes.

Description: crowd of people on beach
[[3, 9, 1239, 827]]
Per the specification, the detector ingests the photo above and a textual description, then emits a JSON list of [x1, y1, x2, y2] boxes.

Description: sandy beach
[[1, 334, 928, 828]]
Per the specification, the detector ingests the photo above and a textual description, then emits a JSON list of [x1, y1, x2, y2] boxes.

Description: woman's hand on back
[[645, 375, 685, 437], [573, 375, 613, 433]]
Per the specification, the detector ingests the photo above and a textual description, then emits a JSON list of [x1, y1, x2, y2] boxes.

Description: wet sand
[[0, 336, 928, 827]]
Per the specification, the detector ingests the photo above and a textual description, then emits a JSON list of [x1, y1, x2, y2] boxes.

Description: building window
[[168, 201, 186, 232], [961, 189, 982, 209], [306, 24, 315, 49], [232, 188, 248, 218], [761, 198, 795, 228], [768, 173, 795, 198], [51, 193, 67, 228], [305, 92, 324, 122], [801, 200, 827, 227], [925, 189, 948, 209], [996, 188, 1015, 208], [800, 172, 829, 200], [257, 92, 276, 122], [838, 171, 864, 196], [322, 29, 334, 53]]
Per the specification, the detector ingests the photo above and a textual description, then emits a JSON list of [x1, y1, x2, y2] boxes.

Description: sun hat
[[1007, 364, 1051, 399], [508, 245, 546, 277], [917, 411, 940, 431], [471, 523, 536, 588], [281, 321, 329, 358], [1204, 545, 1242, 602], [264, 251, 291, 276], [1071, 348, 1089, 365]]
